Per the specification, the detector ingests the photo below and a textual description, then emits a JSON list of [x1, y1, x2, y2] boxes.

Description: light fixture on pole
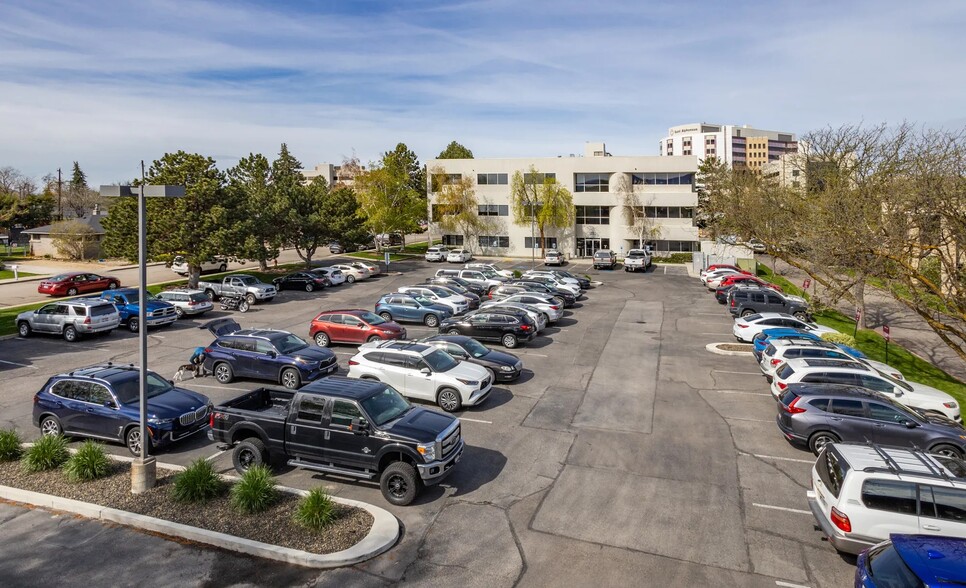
[[101, 170, 185, 494]]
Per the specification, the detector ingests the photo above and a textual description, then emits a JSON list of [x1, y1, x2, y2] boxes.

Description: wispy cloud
[[0, 0, 963, 183]]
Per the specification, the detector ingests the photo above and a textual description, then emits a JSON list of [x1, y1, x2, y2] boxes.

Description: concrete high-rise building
[[427, 142, 700, 259], [660, 123, 798, 172]]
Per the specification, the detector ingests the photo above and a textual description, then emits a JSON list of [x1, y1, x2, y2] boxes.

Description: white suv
[[170, 255, 228, 275], [425, 246, 450, 262], [465, 263, 513, 278], [759, 338, 904, 381], [154, 288, 214, 318], [772, 358, 960, 421], [807, 442, 966, 554], [447, 249, 472, 263], [348, 341, 492, 412], [397, 285, 469, 314]]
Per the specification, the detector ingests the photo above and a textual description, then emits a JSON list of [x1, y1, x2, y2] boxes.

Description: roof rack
[[852, 442, 965, 483]]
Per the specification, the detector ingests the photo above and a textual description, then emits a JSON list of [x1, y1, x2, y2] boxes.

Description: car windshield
[[461, 338, 490, 358], [479, 269, 498, 278], [358, 311, 386, 325], [360, 386, 413, 427], [413, 296, 436, 306], [424, 349, 459, 372], [273, 334, 308, 354], [112, 372, 174, 404], [874, 368, 914, 392]]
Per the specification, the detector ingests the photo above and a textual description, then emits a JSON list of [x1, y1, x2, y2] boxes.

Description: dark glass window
[[574, 173, 610, 193], [808, 398, 830, 412], [296, 396, 326, 423], [866, 543, 924, 587], [477, 236, 510, 248], [920, 485, 966, 522], [523, 173, 556, 184], [477, 204, 509, 216], [861, 479, 918, 514], [816, 448, 848, 497], [829, 399, 866, 418], [441, 235, 464, 246], [575, 206, 610, 225], [330, 400, 363, 429], [477, 173, 508, 185], [524, 237, 558, 249], [867, 403, 907, 423]]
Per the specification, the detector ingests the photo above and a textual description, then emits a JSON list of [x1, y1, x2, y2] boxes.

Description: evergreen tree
[[437, 141, 474, 160]]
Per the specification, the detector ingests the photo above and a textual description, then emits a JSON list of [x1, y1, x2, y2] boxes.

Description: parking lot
[[0, 257, 854, 587]]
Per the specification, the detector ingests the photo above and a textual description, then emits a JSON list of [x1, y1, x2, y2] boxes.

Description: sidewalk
[[763, 257, 966, 383]]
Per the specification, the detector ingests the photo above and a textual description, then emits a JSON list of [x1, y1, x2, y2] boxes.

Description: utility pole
[[56, 168, 63, 220]]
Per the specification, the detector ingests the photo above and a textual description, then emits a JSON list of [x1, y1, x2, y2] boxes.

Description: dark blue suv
[[33, 363, 211, 455], [202, 318, 338, 389], [856, 534, 966, 587]]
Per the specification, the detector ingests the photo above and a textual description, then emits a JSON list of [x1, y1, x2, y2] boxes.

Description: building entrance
[[576, 238, 609, 257]]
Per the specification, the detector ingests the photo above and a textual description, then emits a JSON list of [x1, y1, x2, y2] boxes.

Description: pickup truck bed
[[219, 387, 292, 418]]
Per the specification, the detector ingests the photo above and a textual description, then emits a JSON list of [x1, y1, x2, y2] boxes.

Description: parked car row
[[697, 264, 966, 577]]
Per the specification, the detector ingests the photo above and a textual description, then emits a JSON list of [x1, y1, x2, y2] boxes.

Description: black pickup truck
[[208, 376, 463, 506]]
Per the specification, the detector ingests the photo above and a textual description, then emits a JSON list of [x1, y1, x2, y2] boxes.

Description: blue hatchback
[[856, 534, 966, 587], [33, 363, 211, 455], [375, 292, 453, 327], [202, 318, 338, 389]]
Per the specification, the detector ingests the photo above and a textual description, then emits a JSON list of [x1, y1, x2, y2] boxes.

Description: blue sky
[[1, 0, 964, 185]]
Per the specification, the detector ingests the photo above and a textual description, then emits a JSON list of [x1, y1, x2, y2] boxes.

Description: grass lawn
[[0, 269, 37, 280], [754, 265, 965, 401]]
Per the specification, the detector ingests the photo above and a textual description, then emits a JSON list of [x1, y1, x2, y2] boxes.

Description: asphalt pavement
[[1, 259, 856, 587]]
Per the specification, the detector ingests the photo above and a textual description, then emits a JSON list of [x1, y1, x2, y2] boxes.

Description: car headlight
[[416, 442, 436, 462], [148, 417, 174, 425], [499, 365, 514, 372], [456, 378, 478, 386], [146, 311, 155, 317]]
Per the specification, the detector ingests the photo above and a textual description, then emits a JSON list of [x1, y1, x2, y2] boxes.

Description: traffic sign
[[883, 325, 890, 341], [802, 279, 811, 290]]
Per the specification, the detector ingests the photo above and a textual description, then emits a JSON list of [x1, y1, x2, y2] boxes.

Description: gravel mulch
[[0, 461, 372, 555], [714, 343, 755, 352]]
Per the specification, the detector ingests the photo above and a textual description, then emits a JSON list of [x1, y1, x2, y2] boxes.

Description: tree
[[50, 219, 98, 260], [383, 143, 426, 200], [429, 165, 487, 248], [509, 166, 575, 257], [283, 176, 328, 267], [437, 141, 474, 160], [336, 154, 364, 186], [227, 153, 280, 270], [355, 158, 425, 250], [322, 185, 370, 250], [616, 174, 658, 248], [63, 162, 104, 218]]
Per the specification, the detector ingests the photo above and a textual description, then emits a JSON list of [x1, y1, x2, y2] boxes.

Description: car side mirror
[[358, 324, 366, 329], [167, 379, 175, 385], [267, 351, 277, 358], [104, 400, 116, 409], [893, 388, 903, 397], [420, 367, 431, 376], [350, 417, 369, 434], [903, 420, 918, 429]]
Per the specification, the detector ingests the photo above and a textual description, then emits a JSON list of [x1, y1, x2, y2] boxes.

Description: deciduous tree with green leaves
[[509, 166, 574, 257], [355, 157, 425, 250], [429, 165, 488, 248]]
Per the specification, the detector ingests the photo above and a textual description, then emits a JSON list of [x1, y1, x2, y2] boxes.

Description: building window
[[630, 172, 695, 185], [652, 240, 698, 252], [523, 172, 556, 185], [644, 206, 693, 219], [431, 204, 462, 221], [524, 237, 557, 249], [478, 204, 509, 216], [477, 173, 508, 185], [791, 170, 800, 177], [575, 206, 610, 225], [478, 235, 510, 248], [431, 174, 462, 191], [574, 173, 610, 193], [441, 235, 464, 246]]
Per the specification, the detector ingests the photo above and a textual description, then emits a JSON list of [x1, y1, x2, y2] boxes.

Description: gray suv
[[776, 383, 966, 458], [728, 286, 810, 319], [17, 299, 121, 342]]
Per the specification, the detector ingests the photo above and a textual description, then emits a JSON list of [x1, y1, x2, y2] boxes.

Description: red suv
[[310, 309, 407, 347], [717, 275, 782, 292], [38, 272, 121, 296]]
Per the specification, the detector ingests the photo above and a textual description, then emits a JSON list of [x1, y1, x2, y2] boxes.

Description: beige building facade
[[660, 123, 798, 172]]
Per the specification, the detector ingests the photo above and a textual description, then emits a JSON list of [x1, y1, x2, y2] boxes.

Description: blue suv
[[375, 292, 453, 327], [856, 534, 966, 587], [202, 318, 338, 389], [33, 363, 211, 455]]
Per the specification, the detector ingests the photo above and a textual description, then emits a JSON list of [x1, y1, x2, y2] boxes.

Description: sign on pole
[[853, 309, 861, 338], [802, 279, 811, 290], [384, 251, 391, 267], [883, 324, 890, 342]]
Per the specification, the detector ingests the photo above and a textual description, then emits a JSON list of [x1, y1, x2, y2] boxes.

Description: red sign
[[854, 310, 861, 323], [802, 279, 811, 290], [883, 325, 890, 341]]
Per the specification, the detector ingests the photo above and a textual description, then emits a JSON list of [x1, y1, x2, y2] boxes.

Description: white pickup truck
[[170, 255, 228, 276], [623, 248, 652, 272]]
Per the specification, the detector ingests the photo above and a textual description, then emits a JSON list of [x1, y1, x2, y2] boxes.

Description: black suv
[[425, 275, 487, 297], [776, 383, 966, 457], [729, 286, 809, 319], [438, 309, 538, 348], [421, 334, 524, 382]]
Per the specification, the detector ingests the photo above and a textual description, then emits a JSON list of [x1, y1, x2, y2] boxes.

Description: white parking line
[[206, 449, 226, 462], [776, 581, 811, 588], [517, 352, 548, 357], [706, 390, 773, 397], [752, 503, 811, 515], [0, 359, 38, 369], [752, 454, 814, 464], [459, 417, 492, 424], [713, 370, 762, 375], [188, 383, 251, 392], [726, 417, 773, 423]]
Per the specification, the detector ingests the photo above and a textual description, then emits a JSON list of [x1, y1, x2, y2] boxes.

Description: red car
[[37, 272, 121, 297], [701, 263, 742, 276], [309, 309, 407, 347], [717, 275, 782, 292]]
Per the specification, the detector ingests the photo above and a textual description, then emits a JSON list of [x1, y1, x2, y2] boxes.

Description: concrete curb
[[0, 461, 399, 569], [706, 342, 755, 356]]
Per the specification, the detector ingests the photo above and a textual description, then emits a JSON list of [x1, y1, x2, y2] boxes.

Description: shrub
[[21, 435, 69, 473], [294, 487, 339, 531], [63, 440, 112, 482], [512, 270, 522, 279], [821, 332, 857, 347], [171, 458, 225, 503], [230, 465, 277, 514], [0, 429, 23, 462]]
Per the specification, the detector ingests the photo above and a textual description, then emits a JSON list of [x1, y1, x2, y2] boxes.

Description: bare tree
[[51, 220, 99, 260], [429, 166, 489, 250], [616, 174, 658, 248]]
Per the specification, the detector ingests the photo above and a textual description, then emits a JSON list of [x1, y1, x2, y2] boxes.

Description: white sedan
[[330, 264, 370, 283], [447, 249, 473, 263], [349, 260, 380, 277], [732, 312, 839, 343]]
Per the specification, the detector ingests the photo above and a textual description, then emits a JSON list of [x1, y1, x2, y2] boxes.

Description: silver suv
[[17, 299, 121, 342]]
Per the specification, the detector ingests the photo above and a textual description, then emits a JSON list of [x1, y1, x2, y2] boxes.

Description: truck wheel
[[437, 388, 462, 412], [219, 264, 227, 273], [740, 309, 756, 318], [128, 318, 140, 333], [63, 325, 78, 342], [808, 431, 839, 455], [232, 438, 268, 473], [214, 362, 234, 384], [793, 311, 808, 321], [380, 462, 420, 506], [424, 314, 439, 327], [40, 415, 62, 437], [280, 367, 301, 390], [930, 444, 964, 460], [205, 289, 216, 301], [17, 321, 31, 338], [174, 306, 185, 318], [245, 293, 256, 305], [125, 426, 150, 456], [314, 332, 330, 347]]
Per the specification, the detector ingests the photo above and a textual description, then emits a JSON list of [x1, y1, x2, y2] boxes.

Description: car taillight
[[520, 325, 531, 331], [550, 305, 560, 310], [488, 292, 493, 299], [209, 413, 214, 428], [830, 507, 851, 533], [83, 316, 91, 324], [737, 324, 748, 328], [348, 360, 359, 366], [204, 347, 212, 354], [776, 381, 787, 391], [188, 299, 197, 306], [944, 402, 957, 408], [730, 299, 736, 307], [770, 358, 783, 366], [783, 396, 806, 414]]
